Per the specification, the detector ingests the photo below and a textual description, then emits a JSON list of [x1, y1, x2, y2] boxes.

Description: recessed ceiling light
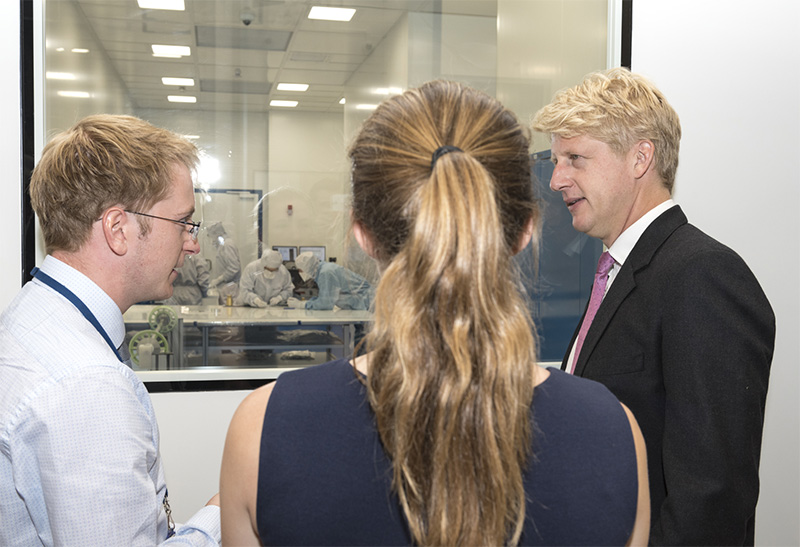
[[152, 45, 191, 57], [57, 91, 90, 98], [182, 134, 200, 140], [339, 97, 346, 105], [162, 77, 195, 86], [276, 83, 309, 92], [71, 48, 89, 54], [270, 100, 298, 108], [356, 104, 378, 110], [137, 0, 185, 10], [46, 72, 76, 80], [168, 95, 197, 103], [374, 87, 403, 95], [308, 6, 356, 22]]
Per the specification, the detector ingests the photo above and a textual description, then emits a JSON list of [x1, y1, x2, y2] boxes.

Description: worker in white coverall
[[238, 250, 294, 307], [207, 222, 241, 288]]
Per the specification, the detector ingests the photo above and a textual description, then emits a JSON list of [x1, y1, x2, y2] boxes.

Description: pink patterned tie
[[569, 251, 615, 374]]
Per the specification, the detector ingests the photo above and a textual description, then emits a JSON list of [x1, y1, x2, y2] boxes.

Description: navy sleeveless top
[[257, 360, 637, 545]]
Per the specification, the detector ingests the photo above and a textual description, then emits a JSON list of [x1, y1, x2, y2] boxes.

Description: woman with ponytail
[[221, 80, 649, 546]]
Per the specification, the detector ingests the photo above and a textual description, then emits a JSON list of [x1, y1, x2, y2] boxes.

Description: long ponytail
[[350, 80, 539, 545]]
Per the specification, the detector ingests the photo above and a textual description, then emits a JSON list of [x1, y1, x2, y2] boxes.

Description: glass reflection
[[42, 0, 611, 368]]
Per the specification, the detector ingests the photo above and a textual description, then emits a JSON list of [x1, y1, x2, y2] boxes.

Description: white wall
[[44, 0, 132, 132], [266, 110, 349, 261], [407, 10, 497, 92], [632, 1, 800, 544], [497, 0, 608, 152], [150, 389, 250, 523], [0, 0, 20, 311], [343, 12, 409, 143]]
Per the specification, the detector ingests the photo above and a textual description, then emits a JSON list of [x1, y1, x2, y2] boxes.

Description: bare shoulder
[[222, 382, 275, 488], [220, 381, 276, 544], [620, 402, 650, 546], [224, 382, 274, 464], [239, 382, 274, 421]]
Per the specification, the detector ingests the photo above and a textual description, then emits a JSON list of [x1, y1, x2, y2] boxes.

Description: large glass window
[[38, 0, 617, 382]]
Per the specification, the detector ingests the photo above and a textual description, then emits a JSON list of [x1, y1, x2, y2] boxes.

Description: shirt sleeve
[[165, 505, 221, 546], [13, 365, 220, 546]]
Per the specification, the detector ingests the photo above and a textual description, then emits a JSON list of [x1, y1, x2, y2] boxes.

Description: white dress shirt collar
[[607, 199, 676, 267], [38, 255, 126, 349]]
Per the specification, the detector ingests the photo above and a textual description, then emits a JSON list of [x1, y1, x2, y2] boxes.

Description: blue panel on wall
[[517, 151, 603, 362]]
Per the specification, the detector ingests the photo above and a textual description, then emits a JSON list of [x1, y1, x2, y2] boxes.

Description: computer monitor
[[272, 245, 297, 261], [299, 245, 326, 262]]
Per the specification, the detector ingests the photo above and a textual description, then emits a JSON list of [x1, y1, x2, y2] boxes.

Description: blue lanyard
[[31, 267, 123, 362]]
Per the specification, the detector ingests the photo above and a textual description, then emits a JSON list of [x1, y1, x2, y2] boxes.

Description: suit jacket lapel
[[571, 206, 688, 376]]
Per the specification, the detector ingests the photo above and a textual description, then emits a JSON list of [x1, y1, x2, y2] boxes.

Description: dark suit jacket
[[562, 206, 775, 545]]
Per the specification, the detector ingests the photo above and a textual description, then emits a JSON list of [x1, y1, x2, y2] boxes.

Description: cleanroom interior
[[40, 0, 612, 374]]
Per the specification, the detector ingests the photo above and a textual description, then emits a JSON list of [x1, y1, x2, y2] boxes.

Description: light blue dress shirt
[[0, 256, 220, 546]]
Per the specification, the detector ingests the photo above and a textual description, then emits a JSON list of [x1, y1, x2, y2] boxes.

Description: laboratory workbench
[[123, 304, 372, 384]]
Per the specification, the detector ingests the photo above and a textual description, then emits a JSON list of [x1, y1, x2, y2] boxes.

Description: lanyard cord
[[33, 267, 175, 538], [31, 267, 123, 362]]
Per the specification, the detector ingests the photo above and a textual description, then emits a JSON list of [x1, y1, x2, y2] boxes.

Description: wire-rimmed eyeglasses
[[124, 210, 201, 241]]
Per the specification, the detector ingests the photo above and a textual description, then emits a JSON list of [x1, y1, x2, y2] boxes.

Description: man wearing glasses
[[0, 115, 220, 545]]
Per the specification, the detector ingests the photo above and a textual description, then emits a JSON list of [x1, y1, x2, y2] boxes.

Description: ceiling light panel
[[270, 100, 298, 107], [162, 77, 195, 86], [276, 83, 309, 91], [137, 0, 185, 10], [168, 95, 197, 103], [152, 45, 191, 57], [46, 72, 76, 80], [57, 91, 90, 98], [308, 6, 356, 22]]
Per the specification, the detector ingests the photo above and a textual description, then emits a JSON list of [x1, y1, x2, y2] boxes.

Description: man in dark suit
[[533, 68, 775, 545]]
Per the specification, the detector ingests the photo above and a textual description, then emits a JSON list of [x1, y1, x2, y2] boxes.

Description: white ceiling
[[73, 0, 498, 113]]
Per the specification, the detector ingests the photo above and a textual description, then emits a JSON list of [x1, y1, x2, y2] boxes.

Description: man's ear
[[100, 207, 130, 256], [352, 220, 378, 259], [633, 140, 656, 179], [512, 215, 536, 255]]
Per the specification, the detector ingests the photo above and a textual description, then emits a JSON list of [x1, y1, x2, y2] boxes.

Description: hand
[[211, 275, 224, 287], [253, 297, 267, 308], [269, 296, 282, 306], [287, 297, 303, 309]]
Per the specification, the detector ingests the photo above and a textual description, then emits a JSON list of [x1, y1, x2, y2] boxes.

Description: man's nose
[[184, 236, 200, 254], [550, 163, 570, 192]]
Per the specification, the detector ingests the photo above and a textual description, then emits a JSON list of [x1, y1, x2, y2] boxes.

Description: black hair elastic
[[430, 145, 462, 170]]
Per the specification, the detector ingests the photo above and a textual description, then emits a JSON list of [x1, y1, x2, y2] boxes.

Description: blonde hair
[[350, 80, 539, 545], [532, 67, 682, 192], [30, 114, 198, 254]]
